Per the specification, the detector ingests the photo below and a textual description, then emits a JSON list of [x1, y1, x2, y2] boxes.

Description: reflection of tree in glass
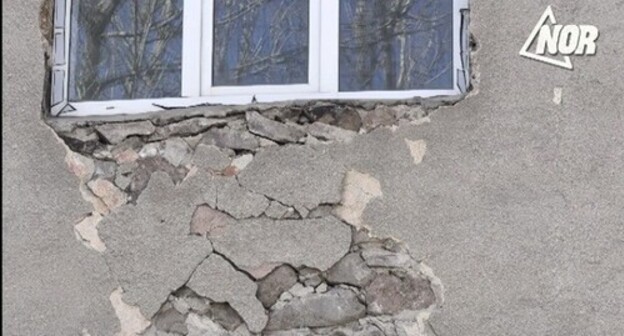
[[69, 0, 183, 101], [213, 0, 309, 86], [340, 0, 454, 91]]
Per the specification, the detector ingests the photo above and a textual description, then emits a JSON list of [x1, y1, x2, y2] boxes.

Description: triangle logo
[[519, 6, 573, 70]]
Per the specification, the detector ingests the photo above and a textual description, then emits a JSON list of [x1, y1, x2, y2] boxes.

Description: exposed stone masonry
[[52, 101, 452, 335]]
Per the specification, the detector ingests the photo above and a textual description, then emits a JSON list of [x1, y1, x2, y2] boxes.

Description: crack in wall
[[41, 63, 469, 335], [32, 0, 484, 334]]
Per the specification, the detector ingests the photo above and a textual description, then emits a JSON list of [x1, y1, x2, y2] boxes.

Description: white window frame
[[51, 0, 470, 117]]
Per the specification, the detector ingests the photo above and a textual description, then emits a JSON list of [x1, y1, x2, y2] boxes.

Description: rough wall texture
[[3, 1, 624, 336]]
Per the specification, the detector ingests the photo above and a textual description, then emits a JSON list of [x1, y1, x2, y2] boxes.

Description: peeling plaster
[[187, 254, 268, 333], [209, 216, 352, 274], [74, 213, 106, 252], [50, 102, 448, 335], [335, 170, 383, 228], [405, 139, 427, 165], [110, 288, 151, 336]]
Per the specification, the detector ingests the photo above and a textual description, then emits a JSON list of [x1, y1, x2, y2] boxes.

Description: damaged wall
[[3, 1, 624, 336], [48, 99, 447, 336]]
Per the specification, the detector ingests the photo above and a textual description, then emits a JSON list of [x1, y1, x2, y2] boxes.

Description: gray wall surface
[[3, 0, 623, 336]]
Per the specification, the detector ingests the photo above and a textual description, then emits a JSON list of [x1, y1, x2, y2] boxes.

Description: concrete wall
[[3, 0, 623, 335]]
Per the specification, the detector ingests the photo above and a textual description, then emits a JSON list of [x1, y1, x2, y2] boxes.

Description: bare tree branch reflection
[[69, 0, 183, 101], [340, 0, 454, 91], [213, 0, 309, 86]]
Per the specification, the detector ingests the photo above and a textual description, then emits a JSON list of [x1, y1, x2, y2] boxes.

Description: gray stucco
[[2, 1, 119, 334], [3, 1, 623, 336]]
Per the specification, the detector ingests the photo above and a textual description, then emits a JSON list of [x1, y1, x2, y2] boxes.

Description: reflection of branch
[[102, 11, 182, 38], [75, 0, 124, 99], [341, 0, 452, 90], [95, 65, 181, 90], [233, 47, 307, 79], [75, 0, 183, 100], [214, 0, 308, 85]]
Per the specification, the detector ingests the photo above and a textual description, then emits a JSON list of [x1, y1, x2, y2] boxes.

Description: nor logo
[[520, 6, 599, 70]]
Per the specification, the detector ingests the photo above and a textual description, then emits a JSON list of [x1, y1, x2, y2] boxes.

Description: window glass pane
[[69, 0, 183, 101], [339, 0, 454, 91], [213, 0, 309, 86]]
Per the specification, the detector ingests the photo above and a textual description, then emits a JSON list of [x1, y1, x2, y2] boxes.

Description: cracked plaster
[[187, 254, 268, 333], [210, 216, 352, 278], [99, 172, 214, 318], [238, 145, 347, 212]]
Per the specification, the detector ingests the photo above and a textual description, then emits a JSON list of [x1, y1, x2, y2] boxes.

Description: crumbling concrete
[[99, 173, 214, 318], [187, 254, 268, 333], [238, 146, 347, 212], [209, 216, 352, 277]]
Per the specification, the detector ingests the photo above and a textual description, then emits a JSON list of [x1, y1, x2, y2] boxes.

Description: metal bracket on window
[[51, 0, 73, 116], [457, 1, 470, 94]]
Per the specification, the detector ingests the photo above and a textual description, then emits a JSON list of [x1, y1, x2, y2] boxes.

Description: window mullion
[[319, 0, 340, 94], [181, 0, 202, 97], [308, 0, 321, 91], [201, 0, 215, 96]]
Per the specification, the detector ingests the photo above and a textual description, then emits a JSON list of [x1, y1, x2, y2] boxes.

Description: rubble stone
[[186, 313, 229, 336], [308, 105, 362, 132], [257, 265, 299, 309], [364, 273, 435, 315], [326, 253, 375, 287], [59, 128, 100, 154], [139, 143, 163, 158], [266, 288, 366, 331], [162, 137, 192, 167], [87, 178, 127, 211], [93, 160, 117, 179], [65, 151, 94, 182], [362, 106, 397, 131], [190, 205, 234, 237], [202, 128, 259, 151], [113, 148, 140, 164], [288, 283, 315, 297], [361, 248, 411, 268], [187, 254, 268, 333], [298, 267, 323, 287], [95, 121, 156, 144], [207, 302, 244, 331], [115, 172, 132, 190], [128, 157, 189, 200], [307, 205, 333, 218], [246, 111, 306, 143], [153, 303, 188, 335], [150, 118, 227, 140], [307, 122, 357, 143], [315, 283, 328, 294]]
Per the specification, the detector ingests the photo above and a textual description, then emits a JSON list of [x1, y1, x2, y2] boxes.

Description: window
[[50, 0, 470, 117]]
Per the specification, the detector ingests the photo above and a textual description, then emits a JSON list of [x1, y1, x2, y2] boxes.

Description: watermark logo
[[520, 6, 599, 70]]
